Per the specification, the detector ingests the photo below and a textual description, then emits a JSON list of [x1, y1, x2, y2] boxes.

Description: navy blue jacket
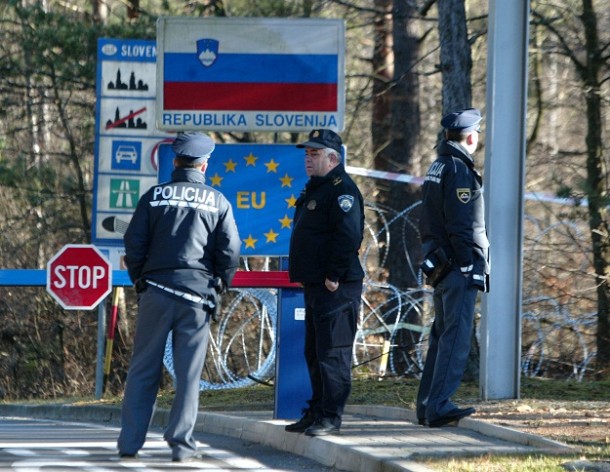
[[419, 140, 489, 275], [124, 168, 241, 297], [289, 165, 365, 284]]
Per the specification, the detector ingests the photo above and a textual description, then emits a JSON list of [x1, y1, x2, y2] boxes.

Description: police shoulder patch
[[337, 195, 355, 212], [456, 188, 471, 203]]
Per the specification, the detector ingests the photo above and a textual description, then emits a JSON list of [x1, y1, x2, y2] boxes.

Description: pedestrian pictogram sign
[[46, 244, 112, 310]]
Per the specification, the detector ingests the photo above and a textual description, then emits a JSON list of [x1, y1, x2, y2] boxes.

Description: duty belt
[[146, 280, 214, 309]]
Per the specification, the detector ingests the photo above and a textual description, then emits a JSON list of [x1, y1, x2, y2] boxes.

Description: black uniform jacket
[[124, 168, 241, 297], [419, 140, 489, 274], [289, 165, 365, 284]]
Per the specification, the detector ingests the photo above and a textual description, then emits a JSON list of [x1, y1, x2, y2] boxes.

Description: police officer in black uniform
[[117, 132, 241, 461], [285, 129, 365, 436], [416, 108, 490, 428]]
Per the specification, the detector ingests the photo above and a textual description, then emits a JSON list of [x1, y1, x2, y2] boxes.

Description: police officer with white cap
[[416, 108, 490, 428], [118, 132, 241, 462]]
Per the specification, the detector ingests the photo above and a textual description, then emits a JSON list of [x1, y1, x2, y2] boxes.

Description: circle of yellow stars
[[208, 150, 300, 251]]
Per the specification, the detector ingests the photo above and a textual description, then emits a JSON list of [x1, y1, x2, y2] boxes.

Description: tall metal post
[[95, 302, 107, 399], [480, 0, 530, 400]]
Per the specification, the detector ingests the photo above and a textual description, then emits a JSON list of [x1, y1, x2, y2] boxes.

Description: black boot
[[285, 409, 316, 433]]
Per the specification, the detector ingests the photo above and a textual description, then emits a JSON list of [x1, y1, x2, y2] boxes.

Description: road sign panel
[[156, 17, 345, 132], [93, 38, 173, 247], [46, 245, 112, 310]]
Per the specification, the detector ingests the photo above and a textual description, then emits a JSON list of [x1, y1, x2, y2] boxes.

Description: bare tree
[[371, 0, 392, 162], [533, 0, 610, 375], [437, 0, 473, 113], [435, 0, 480, 379]]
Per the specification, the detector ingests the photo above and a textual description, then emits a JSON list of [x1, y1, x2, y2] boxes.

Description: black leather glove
[[421, 247, 453, 288], [209, 277, 224, 322], [134, 278, 148, 293]]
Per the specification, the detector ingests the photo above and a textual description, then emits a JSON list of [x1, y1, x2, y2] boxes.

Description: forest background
[[0, 0, 608, 401]]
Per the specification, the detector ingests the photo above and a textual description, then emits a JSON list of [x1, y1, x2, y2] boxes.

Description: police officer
[[285, 129, 365, 436], [416, 108, 490, 428], [117, 132, 241, 461]]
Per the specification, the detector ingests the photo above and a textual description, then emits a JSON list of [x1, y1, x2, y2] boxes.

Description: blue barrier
[[0, 268, 310, 420], [0, 269, 132, 287]]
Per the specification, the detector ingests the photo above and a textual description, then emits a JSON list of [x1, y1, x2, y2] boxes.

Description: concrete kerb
[[197, 411, 426, 472], [458, 416, 575, 454], [345, 404, 576, 454]]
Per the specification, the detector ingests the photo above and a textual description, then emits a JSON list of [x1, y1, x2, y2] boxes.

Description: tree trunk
[[579, 0, 610, 376], [437, 0, 473, 114], [384, 0, 421, 290], [371, 1, 422, 375], [437, 0, 479, 380], [371, 0, 392, 162]]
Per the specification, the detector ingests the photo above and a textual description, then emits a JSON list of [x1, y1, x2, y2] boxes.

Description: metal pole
[[480, 0, 530, 400], [95, 300, 107, 400]]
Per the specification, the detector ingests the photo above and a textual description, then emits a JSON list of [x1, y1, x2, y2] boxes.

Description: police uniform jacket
[[289, 165, 365, 284], [124, 167, 241, 299], [420, 140, 490, 280]]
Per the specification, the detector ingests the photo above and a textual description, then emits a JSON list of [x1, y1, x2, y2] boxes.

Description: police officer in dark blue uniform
[[285, 129, 365, 436], [416, 108, 490, 428], [117, 132, 241, 461]]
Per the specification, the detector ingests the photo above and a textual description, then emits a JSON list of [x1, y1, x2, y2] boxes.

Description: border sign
[[93, 38, 173, 248], [157, 143, 310, 257], [156, 17, 345, 132]]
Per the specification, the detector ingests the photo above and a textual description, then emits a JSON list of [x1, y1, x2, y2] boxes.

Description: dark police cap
[[440, 108, 482, 133], [297, 129, 343, 154], [172, 132, 215, 162]]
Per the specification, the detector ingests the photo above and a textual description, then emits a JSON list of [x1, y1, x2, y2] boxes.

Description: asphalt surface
[[0, 403, 574, 472], [0, 416, 332, 471]]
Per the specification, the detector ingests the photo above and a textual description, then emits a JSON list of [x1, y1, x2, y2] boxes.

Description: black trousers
[[303, 280, 363, 426]]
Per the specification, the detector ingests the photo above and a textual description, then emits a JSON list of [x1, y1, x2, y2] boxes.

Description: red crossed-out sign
[[47, 244, 112, 310]]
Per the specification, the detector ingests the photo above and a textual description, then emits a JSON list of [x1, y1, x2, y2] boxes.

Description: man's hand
[[325, 278, 339, 292]]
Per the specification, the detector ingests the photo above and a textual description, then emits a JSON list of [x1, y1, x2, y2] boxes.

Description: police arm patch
[[456, 188, 471, 204], [337, 195, 355, 212]]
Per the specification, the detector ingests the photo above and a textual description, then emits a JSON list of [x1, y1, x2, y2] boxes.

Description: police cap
[[172, 132, 215, 162], [440, 108, 482, 133], [297, 129, 343, 154]]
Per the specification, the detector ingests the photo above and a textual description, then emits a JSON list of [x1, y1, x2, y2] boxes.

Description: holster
[[208, 277, 224, 322], [421, 247, 453, 288]]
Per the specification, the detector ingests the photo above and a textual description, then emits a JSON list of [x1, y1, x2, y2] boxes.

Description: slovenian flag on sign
[[157, 17, 345, 132]]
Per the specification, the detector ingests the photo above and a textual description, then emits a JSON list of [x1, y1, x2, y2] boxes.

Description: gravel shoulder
[[473, 399, 610, 446]]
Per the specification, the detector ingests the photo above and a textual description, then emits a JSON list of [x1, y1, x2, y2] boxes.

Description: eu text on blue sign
[[156, 17, 345, 132], [158, 143, 309, 257]]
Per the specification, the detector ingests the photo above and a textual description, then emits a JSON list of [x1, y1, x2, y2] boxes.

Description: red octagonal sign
[[47, 244, 112, 310]]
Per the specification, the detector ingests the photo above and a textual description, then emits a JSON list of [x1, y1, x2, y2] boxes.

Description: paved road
[[0, 417, 332, 471]]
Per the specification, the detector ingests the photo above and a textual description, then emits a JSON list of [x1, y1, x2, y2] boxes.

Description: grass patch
[[139, 376, 610, 411], [423, 447, 610, 472]]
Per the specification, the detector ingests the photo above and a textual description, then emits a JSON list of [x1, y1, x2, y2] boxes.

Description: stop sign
[[47, 244, 112, 310]]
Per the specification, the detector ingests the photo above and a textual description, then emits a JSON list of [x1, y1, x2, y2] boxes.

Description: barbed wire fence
[[162, 181, 598, 389]]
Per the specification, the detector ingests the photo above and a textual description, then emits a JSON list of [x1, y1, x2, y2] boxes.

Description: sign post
[[46, 244, 112, 310]]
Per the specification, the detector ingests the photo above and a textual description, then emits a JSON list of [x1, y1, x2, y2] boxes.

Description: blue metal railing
[[0, 269, 132, 287]]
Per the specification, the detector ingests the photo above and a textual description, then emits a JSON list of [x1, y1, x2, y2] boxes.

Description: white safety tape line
[[346, 164, 587, 207]]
